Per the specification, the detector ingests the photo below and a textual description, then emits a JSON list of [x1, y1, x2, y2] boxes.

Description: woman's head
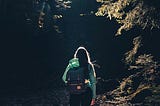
[[77, 49, 88, 66], [73, 46, 96, 77], [74, 46, 89, 67]]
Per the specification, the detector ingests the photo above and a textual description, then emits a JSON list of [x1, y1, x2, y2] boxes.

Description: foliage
[[96, 36, 160, 105], [31, 0, 71, 32], [124, 36, 142, 65], [95, 1, 160, 105], [95, 0, 160, 35], [55, 0, 72, 10], [144, 85, 160, 105]]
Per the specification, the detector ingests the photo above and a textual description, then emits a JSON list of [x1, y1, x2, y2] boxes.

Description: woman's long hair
[[73, 46, 96, 77]]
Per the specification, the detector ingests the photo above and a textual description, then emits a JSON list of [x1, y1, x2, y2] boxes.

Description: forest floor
[[1, 83, 160, 106]]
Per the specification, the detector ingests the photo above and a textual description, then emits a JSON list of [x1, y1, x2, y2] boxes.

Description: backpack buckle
[[77, 85, 81, 90]]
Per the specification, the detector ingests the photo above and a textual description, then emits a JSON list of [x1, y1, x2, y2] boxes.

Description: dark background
[[0, 0, 159, 98]]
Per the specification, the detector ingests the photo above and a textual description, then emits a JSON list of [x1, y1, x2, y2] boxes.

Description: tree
[[96, 0, 160, 35], [95, 0, 160, 105]]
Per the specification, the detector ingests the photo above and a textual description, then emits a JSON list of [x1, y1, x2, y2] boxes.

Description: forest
[[0, 0, 160, 105]]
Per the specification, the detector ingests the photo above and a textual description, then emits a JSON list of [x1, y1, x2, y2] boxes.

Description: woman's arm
[[88, 64, 96, 99], [62, 64, 70, 84]]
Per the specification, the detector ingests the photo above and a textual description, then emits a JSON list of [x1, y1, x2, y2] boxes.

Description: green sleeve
[[88, 65, 96, 99], [62, 64, 70, 84]]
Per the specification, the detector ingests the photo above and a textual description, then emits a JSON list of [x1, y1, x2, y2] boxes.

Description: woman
[[62, 46, 96, 106]]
